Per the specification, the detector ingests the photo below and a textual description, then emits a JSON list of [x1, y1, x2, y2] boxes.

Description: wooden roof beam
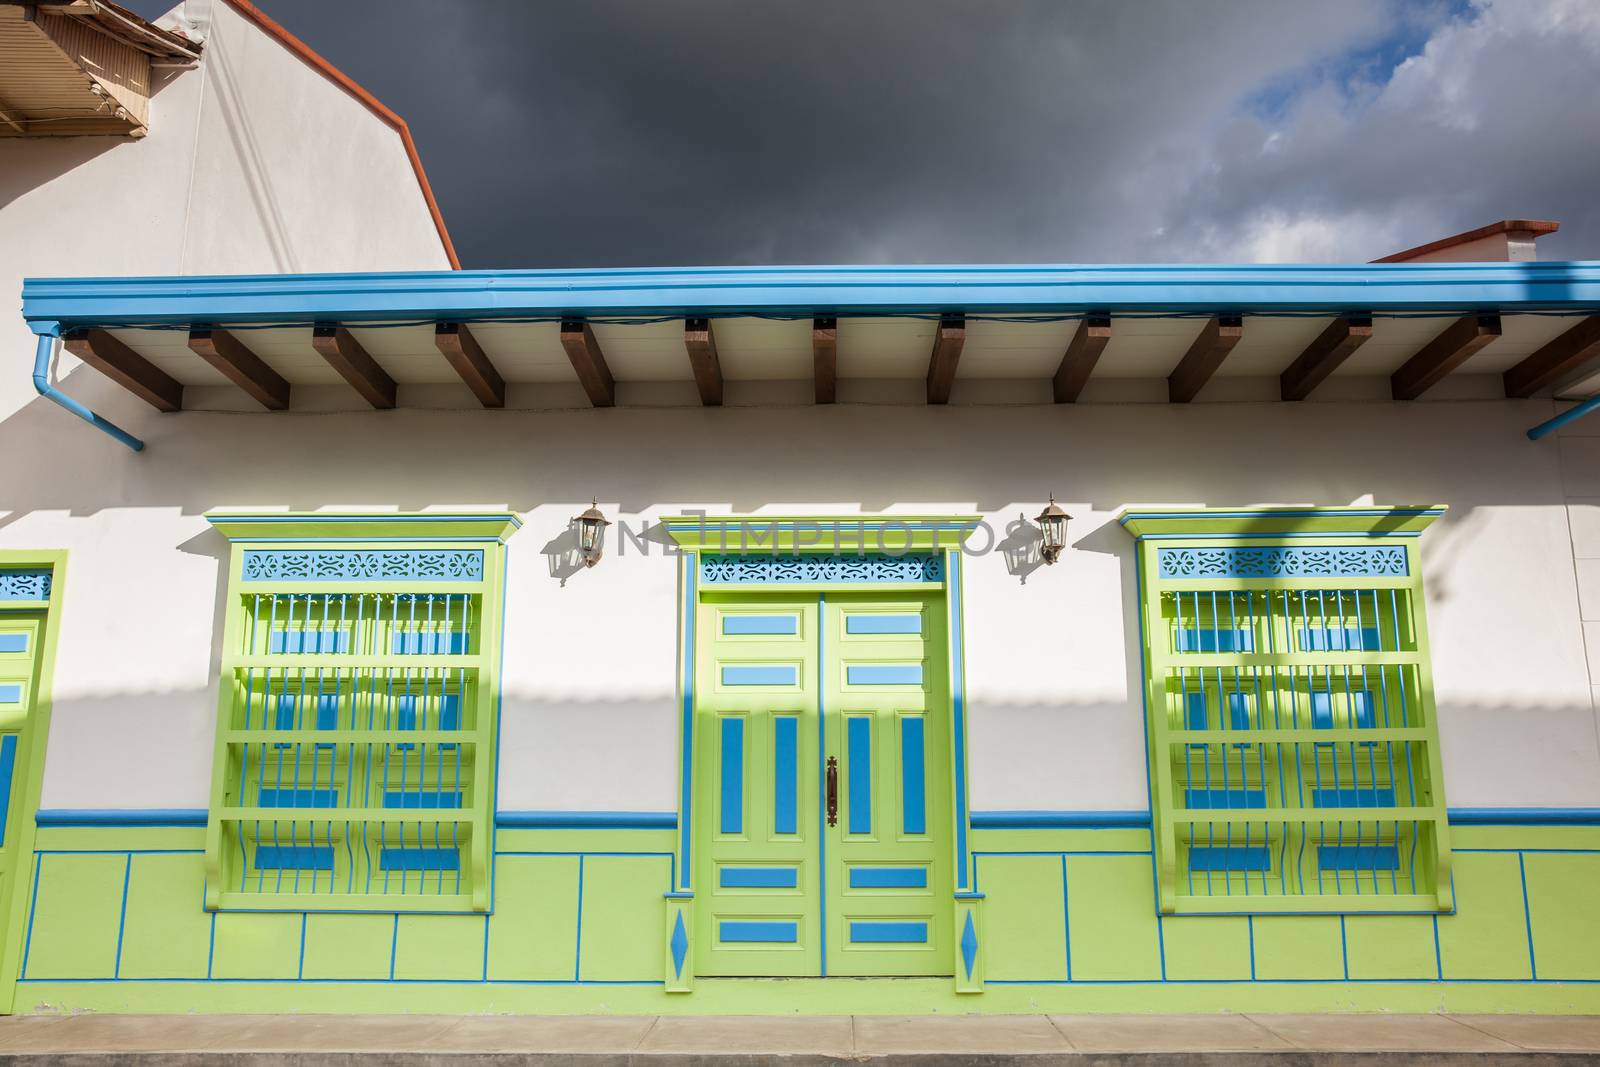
[[1279, 315, 1373, 401], [1167, 315, 1243, 403], [1391, 314, 1501, 401], [1052, 315, 1112, 403], [311, 325, 395, 409], [559, 319, 615, 408], [433, 323, 505, 408], [187, 328, 288, 410], [1503, 316, 1600, 398], [813, 317, 837, 404], [62, 328, 181, 412], [926, 314, 965, 405], [684, 318, 723, 406]]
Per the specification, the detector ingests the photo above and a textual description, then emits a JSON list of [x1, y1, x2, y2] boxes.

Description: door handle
[[825, 756, 838, 827]]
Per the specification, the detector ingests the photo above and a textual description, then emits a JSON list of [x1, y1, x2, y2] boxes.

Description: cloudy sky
[[128, 0, 1600, 268]]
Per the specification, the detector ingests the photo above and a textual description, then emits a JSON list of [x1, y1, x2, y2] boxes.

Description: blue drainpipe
[[30, 328, 144, 452], [1527, 394, 1600, 441]]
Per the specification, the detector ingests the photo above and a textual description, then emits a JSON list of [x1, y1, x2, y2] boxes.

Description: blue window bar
[[213, 590, 486, 911]]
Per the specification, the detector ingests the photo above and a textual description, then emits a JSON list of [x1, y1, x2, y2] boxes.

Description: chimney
[[1373, 219, 1560, 263]]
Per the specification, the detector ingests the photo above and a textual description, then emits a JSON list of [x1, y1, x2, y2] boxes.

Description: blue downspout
[[1527, 394, 1600, 441], [29, 329, 144, 451]]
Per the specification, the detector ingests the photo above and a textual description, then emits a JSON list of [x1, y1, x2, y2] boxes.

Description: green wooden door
[[692, 590, 951, 977], [693, 595, 822, 976], [822, 593, 952, 976]]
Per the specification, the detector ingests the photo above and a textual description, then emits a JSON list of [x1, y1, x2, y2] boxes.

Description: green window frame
[[1123, 507, 1453, 915], [203, 513, 518, 913]]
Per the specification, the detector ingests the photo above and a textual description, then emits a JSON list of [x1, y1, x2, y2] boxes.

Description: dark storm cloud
[[128, 1, 1600, 266]]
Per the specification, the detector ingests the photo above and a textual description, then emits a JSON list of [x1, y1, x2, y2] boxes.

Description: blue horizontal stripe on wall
[[1319, 845, 1400, 871], [1188, 846, 1271, 873], [846, 614, 922, 635], [719, 920, 797, 943], [255, 845, 334, 871], [1314, 787, 1396, 808], [258, 788, 339, 808], [35, 809, 210, 828], [722, 615, 798, 636], [379, 847, 460, 872], [719, 867, 798, 889], [1448, 808, 1600, 825], [849, 867, 927, 889], [850, 921, 928, 944], [721, 665, 797, 686], [970, 810, 1152, 829], [1185, 788, 1266, 809], [0, 685, 21, 704], [846, 664, 923, 686], [384, 791, 463, 809], [494, 811, 677, 829], [0, 634, 28, 653]]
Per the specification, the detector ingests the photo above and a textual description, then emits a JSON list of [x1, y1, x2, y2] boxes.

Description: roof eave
[[22, 262, 1600, 332]]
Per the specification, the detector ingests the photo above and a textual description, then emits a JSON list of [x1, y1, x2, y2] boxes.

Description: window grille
[[1128, 510, 1452, 915], [202, 522, 512, 913]]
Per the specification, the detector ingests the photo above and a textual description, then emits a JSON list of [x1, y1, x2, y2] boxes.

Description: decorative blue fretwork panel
[[700, 554, 944, 585], [1157, 545, 1407, 580], [241, 550, 485, 582], [0, 570, 52, 601]]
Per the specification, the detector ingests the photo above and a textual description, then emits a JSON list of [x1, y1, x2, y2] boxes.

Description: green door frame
[[658, 517, 985, 994], [0, 551, 68, 1014]]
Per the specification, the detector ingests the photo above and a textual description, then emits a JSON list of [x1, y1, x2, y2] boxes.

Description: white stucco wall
[[3, 385, 1597, 814], [0, 0, 452, 416]]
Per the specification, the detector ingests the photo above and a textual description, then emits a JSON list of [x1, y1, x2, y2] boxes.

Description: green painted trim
[[1118, 506, 1445, 539], [0, 550, 67, 1015], [205, 513, 522, 544], [660, 515, 981, 553]]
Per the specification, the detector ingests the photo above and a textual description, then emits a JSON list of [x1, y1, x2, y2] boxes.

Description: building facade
[[4, 1, 1600, 1025], [4, 258, 1600, 1016]]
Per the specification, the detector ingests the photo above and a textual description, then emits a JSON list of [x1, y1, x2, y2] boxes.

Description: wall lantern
[[1035, 495, 1071, 565], [573, 499, 611, 567]]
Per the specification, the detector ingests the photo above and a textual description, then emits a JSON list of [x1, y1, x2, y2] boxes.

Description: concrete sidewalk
[[0, 1012, 1596, 1063]]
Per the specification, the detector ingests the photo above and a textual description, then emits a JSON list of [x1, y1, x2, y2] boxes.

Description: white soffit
[[105, 327, 230, 386], [956, 317, 1076, 380], [1216, 316, 1334, 377], [465, 321, 576, 384], [590, 319, 693, 382], [838, 317, 935, 379], [713, 317, 812, 381], [1461, 313, 1579, 374], [1331, 317, 1442, 377], [1095, 316, 1208, 378]]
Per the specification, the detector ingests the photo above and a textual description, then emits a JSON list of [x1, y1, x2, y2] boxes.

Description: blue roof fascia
[[22, 262, 1600, 331]]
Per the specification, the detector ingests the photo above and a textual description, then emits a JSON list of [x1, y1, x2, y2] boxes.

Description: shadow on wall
[[0, 138, 122, 213], [4, 362, 1564, 518], [0, 62, 188, 213]]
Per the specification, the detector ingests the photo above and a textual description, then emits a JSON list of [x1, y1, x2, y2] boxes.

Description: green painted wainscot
[[13, 817, 1600, 1015]]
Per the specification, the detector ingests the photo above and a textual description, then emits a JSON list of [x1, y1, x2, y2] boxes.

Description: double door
[[693, 591, 952, 977]]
